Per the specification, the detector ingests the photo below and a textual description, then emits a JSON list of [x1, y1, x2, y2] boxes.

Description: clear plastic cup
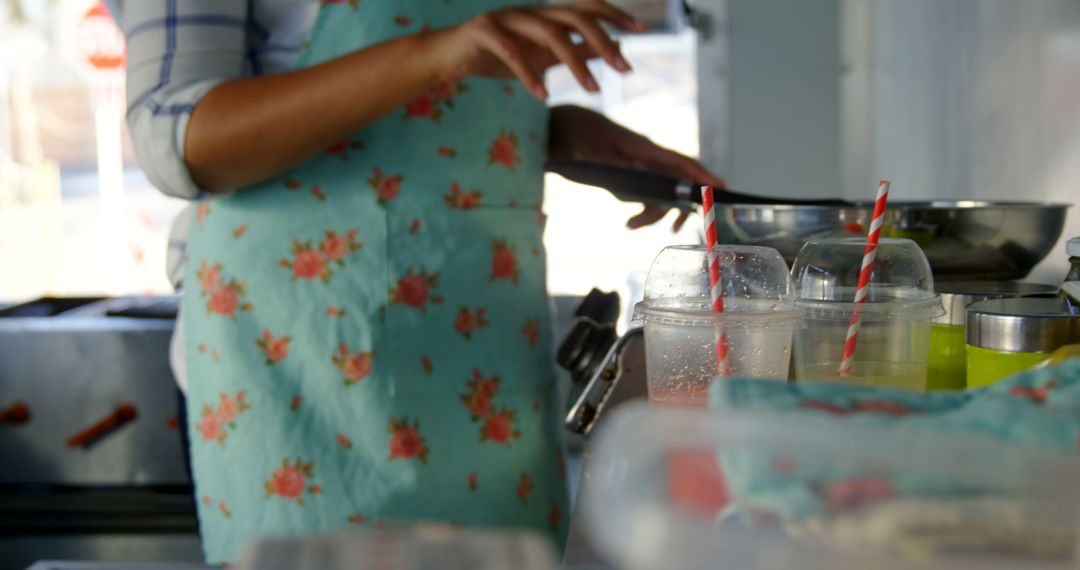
[[791, 238, 943, 391], [633, 245, 803, 407]]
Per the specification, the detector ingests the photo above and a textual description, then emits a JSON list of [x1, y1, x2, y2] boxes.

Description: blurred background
[[3, 0, 1079, 312], [0, 0, 701, 313]]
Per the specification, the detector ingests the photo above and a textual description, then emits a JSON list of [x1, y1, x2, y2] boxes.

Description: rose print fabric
[[181, 0, 568, 564]]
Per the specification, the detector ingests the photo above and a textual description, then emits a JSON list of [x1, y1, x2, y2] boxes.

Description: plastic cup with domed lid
[[791, 237, 944, 391], [632, 244, 803, 408]]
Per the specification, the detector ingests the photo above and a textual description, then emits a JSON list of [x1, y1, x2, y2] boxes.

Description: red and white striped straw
[[701, 186, 732, 376], [838, 180, 891, 376]]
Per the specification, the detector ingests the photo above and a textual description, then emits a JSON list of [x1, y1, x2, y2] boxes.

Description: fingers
[[626, 203, 667, 230], [499, 9, 599, 92], [472, 15, 549, 99], [672, 209, 691, 232], [542, 7, 630, 72], [523, 39, 602, 73], [627, 204, 692, 232]]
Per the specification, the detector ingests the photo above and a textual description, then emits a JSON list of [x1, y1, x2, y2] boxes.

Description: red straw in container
[[701, 186, 731, 376], [838, 180, 891, 376]]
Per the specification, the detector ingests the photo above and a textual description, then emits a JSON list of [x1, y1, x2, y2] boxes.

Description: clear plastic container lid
[[584, 403, 1080, 570], [791, 238, 943, 321], [633, 245, 802, 328]]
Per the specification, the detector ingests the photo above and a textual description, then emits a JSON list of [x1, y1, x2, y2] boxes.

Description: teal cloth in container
[[708, 359, 1080, 521]]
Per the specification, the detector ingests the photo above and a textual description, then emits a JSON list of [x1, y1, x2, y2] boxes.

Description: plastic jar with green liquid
[[927, 282, 1058, 390], [965, 298, 1080, 389]]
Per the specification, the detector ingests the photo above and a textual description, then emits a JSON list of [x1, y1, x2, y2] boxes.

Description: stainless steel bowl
[[711, 201, 1070, 281]]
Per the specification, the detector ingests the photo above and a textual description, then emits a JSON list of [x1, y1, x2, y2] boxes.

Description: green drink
[[927, 323, 966, 390], [929, 282, 1058, 390], [966, 345, 1049, 389]]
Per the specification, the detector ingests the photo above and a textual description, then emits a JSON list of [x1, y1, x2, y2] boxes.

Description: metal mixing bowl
[[711, 201, 1071, 281]]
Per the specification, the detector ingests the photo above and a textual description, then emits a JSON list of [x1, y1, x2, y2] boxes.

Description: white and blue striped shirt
[[123, 1, 318, 393], [123, 0, 318, 199]]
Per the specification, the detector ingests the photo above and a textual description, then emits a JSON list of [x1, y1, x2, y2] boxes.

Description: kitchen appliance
[[557, 290, 649, 436], [1065, 237, 1080, 313], [0, 296, 200, 570], [546, 159, 1071, 281]]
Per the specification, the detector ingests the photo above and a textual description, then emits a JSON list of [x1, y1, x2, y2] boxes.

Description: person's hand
[[427, 1, 647, 99], [549, 106, 726, 231]]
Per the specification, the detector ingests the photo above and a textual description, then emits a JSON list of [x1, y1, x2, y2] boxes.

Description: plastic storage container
[[584, 403, 1080, 570], [928, 282, 1058, 391], [965, 297, 1080, 388], [633, 245, 802, 407], [790, 238, 943, 391]]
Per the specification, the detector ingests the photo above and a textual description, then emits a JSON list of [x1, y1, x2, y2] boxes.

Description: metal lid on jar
[[1068, 237, 1080, 258], [934, 281, 1059, 326], [965, 298, 1080, 353]]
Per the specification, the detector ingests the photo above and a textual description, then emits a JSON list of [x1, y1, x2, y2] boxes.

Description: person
[[125, 0, 725, 563]]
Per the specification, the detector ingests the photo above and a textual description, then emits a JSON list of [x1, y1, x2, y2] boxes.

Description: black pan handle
[[544, 159, 854, 207]]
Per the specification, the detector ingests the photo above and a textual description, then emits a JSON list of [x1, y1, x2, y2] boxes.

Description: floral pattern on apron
[[183, 0, 568, 563]]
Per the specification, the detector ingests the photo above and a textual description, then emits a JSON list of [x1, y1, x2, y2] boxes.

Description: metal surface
[[1, 296, 200, 570], [2, 487, 201, 570], [556, 290, 622, 389], [545, 159, 853, 207], [7, 535, 204, 570], [0, 313, 187, 486], [26, 562, 210, 570], [545, 160, 1069, 281], [935, 281, 1059, 326], [564, 328, 648, 436], [966, 297, 1080, 353], [557, 318, 617, 388], [715, 201, 1070, 281]]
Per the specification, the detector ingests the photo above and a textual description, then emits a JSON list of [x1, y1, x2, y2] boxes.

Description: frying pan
[[545, 160, 1071, 281]]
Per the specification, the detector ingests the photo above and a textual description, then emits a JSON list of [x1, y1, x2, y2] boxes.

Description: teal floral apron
[[182, 1, 568, 563]]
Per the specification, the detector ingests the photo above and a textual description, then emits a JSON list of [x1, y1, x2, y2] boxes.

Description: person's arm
[[124, 1, 255, 199], [183, 3, 646, 193], [183, 33, 443, 192], [548, 105, 726, 230]]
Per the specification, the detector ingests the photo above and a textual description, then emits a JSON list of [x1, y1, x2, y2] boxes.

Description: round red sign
[[74, 3, 125, 71]]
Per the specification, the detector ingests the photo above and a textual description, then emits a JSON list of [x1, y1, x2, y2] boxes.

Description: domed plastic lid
[[791, 237, 943, 321], [633, 244, 802, 327]]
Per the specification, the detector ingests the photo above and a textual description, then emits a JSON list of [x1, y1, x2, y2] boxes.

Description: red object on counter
[[1, 402, 30, 425], [668, 449, 731, 517], [653, 398, 731, 518], [67, 403, 137, 448]]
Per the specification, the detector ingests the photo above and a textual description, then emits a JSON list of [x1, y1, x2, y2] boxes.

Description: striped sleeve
[[123, 1, 251, 199]]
